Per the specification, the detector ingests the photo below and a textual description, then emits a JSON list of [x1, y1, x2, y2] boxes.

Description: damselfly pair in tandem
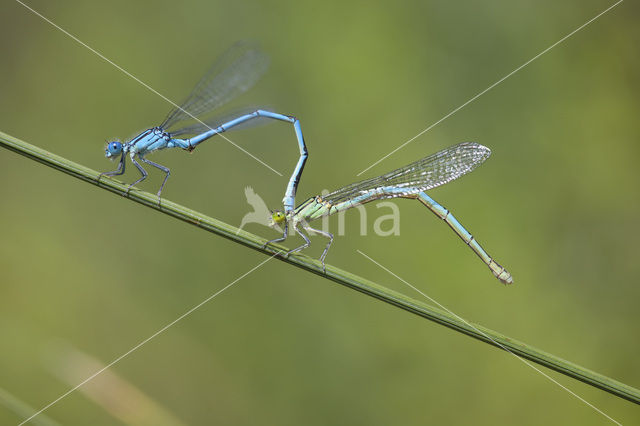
[[100, 42, 512, 285]]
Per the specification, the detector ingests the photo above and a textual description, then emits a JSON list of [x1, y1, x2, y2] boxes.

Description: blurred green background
[[1, 0, 639, 424]]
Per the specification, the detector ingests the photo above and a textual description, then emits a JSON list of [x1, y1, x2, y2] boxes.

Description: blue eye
[[105, 141, 123, 157]]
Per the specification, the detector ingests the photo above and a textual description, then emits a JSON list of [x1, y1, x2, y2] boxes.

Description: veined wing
[[160, 41, 269, 133], [324, 142, 491, 204]]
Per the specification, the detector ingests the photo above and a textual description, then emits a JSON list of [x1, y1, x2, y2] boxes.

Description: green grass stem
[[2, 130, 638, 405]]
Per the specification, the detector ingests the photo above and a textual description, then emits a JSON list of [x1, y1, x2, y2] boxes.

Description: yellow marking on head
[[271, 210, 286, 224]]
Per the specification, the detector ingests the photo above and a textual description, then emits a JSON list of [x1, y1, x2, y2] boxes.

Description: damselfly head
[[269, 210, 286, 227], [105, 141, 123, 158]]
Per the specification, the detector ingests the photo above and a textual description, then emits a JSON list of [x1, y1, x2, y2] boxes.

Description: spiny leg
[[302, 223, 333, 272], [126, 156, 148, 195], [286, 222, 311, 256], [139, 156, 171, 198], [263, 221, 288, 250], [99, 153, 126, 181]]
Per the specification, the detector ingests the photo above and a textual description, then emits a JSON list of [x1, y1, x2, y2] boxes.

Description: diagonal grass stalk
[[1, 129, 639, 405]]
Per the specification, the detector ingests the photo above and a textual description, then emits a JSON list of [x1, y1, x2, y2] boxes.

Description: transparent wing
[[160, 41, 269, 132], [325, 142, 491, 204]]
